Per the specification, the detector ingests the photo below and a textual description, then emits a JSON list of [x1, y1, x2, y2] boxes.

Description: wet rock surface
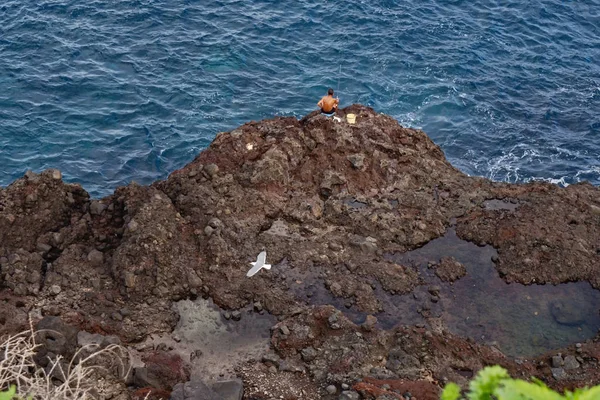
[[1, 105, 600, 398]]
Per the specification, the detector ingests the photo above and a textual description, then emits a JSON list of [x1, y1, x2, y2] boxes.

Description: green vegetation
[[0, 387, 16, 400], [441, 366, 600, 400]]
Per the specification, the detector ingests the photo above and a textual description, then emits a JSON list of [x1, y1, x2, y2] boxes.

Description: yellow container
[[346, 113, 356, 124]]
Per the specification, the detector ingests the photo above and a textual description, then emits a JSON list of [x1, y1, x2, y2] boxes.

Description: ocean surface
[[1, 0, 599, 197]]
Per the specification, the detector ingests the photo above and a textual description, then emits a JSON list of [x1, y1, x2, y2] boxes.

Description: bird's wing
[[246, 263, 263, 277], [257, 250, 266, 265], [263, 264, 272, 270]]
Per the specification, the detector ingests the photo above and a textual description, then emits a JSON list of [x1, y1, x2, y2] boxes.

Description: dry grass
[[0, 323, 130, 400]]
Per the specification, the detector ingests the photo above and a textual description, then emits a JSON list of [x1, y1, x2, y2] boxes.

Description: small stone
[[51, 232, 64, 246], [111, 312, 123, 321], [204, 225, 215, 236], [223, 311, 232, 320], [127, 219, 139, 233], [50, 285, 61, 295], [119, 308, 131, 317], [339, 391, 360, 400], [326, 385, 337, 395], [362, 315, 377, 332], [87, 249, 104, 267], [190, 349, 203, 361], [8, 253, 21, 264], [491, 254, 499, 262], [330, 282, 342, 295], [262, 353, 281, 366], [341, 383, 350, 390], [551, 355, 563, 368], [328, 312, 341, 330], [563, 355, 580, 370], [6, 214, 16, 225], [208, 218, 223, 229], [428, 285, 441, 296], [188, 169, 198, 178], [551, 367, 567, 380], [124, 272, 136, 288], [347, 154, 365, 170], [280, 325, 290, 335], [279, 359, 305, 373], [575, 343, 582, 348], [329, 242, 343, 251], [254, 301, 263, 312], [89, 201, 107, 216], [231, 310, 241, 321], [51, 169, 62, 180], [25, 170, 37, 180], [301, 347, 317, 362], [36, 242, 52, 253], [204, 163, 219, 178]]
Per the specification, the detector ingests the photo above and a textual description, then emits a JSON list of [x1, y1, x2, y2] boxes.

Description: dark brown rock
[[435, 256, 467, 282], [2, 105, 600, 396]]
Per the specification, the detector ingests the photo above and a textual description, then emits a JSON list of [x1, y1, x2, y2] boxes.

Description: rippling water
[[1, 0, 599, 197]]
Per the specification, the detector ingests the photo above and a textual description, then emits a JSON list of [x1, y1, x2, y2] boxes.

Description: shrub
[[441, 365, 600, 400], [0, 326, 129, 399]]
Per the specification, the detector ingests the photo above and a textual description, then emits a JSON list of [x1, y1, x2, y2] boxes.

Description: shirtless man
[[317, 88, 339, 114]]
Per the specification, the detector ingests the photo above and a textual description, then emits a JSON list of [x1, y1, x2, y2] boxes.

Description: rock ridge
[[1, 105, 600, 398]]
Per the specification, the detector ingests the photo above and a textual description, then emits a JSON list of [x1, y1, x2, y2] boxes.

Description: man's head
[[328, 88, 334, 96]]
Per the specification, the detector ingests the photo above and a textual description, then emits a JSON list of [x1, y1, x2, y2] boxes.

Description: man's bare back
[[317, 89, 339, 113]]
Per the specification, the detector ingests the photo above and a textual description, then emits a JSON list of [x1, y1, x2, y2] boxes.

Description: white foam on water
[[523, 176, 570, 187]]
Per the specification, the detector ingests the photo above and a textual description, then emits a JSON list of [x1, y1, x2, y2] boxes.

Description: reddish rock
[[1, 105, 600, 396]]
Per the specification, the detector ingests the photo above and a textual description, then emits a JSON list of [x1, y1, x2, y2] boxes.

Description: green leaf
[[495, 379, 565, 400], [441, 382, 462, 400], [569, 386, 600, 400], [440, 365, 600, 400], [0, 386, 16, 400], [467, 366, 510, 400]]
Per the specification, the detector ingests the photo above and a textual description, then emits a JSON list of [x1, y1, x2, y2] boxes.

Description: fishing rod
[[336, 64, 341, 98]]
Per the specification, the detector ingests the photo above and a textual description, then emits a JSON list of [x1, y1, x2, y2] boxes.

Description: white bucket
[[346, 113, 356, 124]]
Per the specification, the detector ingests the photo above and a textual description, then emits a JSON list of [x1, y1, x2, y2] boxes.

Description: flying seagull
[[247, 250, 271, 277]]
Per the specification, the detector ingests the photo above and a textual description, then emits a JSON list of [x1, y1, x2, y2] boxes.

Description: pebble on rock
[[551, 355, 563, 368], [127, 219, 139, 233], [563, 355, 580, 370], [339, 391, 360, 400], [87, 249, 104, 267], [279, 325, 290, 335], [551, 367, 567, 380]]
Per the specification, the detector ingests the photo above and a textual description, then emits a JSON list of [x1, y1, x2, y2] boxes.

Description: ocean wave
[[1, 0, 599, 197]]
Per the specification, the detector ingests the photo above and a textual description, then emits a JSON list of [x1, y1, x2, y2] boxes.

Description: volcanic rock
[[2, 105, 600, 396]]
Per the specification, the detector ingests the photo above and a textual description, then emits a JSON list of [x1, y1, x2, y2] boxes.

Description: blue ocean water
[[1, 0, 599, 197]]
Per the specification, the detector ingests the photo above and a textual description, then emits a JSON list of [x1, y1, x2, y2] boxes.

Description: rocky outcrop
[[1, 105, 600, 398]]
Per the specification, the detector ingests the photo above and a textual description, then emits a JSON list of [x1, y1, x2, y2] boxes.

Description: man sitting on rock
[[317, 88, 339, 115]]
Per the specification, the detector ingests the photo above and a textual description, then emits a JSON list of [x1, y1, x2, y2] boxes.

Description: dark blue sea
[[1, 0, 599, 197]]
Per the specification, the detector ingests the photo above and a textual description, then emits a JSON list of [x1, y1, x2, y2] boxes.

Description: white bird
[[246, 250, 271, 277]]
